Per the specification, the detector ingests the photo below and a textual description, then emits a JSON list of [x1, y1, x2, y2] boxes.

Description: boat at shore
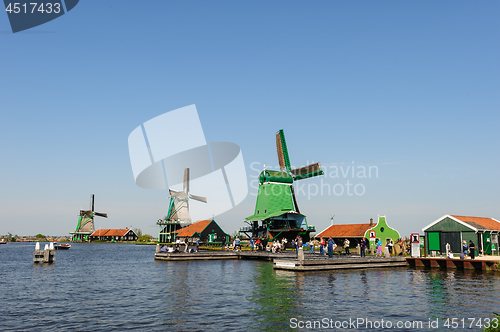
[[53, 242, 71, 250], [0, 239, 7, 244]]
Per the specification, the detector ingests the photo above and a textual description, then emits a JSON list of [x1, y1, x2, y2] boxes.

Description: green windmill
[[241, 129, 324, 242]]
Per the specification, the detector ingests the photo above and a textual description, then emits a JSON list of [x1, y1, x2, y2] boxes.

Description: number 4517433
[[5, 2, 61, 14], [444, 318, 499, 329]]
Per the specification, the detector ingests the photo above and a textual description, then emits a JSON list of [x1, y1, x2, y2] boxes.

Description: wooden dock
[[154, 248, 408, 271], [154, 251, 299, 261], [274, 256, 407, 271], [155, 251, 238, 261], [406, 257, 499, 271], [154, 248, 500, 272]]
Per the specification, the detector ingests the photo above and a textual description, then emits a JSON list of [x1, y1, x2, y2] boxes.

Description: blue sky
[[1, 1, 499, 237]]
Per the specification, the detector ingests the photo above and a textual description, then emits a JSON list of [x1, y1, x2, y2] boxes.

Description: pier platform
[[154, 250, 408, 272], [274, 256, 407, 271], [406, 257, 499, 271], [155, 251, 238, 261]]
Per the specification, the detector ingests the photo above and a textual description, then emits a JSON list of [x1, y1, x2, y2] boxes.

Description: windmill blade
[[276, 133, 286, 171], [189, 193, 207, 203], [291, 162, 324, 180], [94, 212, 108, 218], [91, 194, 95, 212], [276, 130, 291, 172], [183, 168, 190, 192]]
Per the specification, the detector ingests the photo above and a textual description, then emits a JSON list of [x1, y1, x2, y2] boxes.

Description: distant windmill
[[330, 214, 335, 225], [158, 168, 207, 243], [166, 168, 207, 223], [71, 194, 107, 241]]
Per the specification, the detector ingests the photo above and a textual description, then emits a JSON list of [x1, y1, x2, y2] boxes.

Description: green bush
[[484, 313, 500, 332]]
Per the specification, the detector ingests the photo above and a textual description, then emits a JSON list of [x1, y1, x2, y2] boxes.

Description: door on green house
[[483, 233, 492, 255], [208, 233, 216, 242], [492, 234, 499, 256], [440, 232, 461, 253], [428, 232, 440, 253]]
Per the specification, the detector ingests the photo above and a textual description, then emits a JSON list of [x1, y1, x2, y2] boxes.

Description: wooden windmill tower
[[242, 129, 324, 242], [70, 194, 108, 241], [157, 168, 207, 243]]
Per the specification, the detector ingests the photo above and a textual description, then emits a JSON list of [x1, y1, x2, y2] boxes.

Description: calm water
[[1, 243, 500, 331]]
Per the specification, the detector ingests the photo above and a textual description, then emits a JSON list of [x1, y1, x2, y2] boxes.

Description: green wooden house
[[364, 215, 401, 246], [173, 219, 229, 245], [422, 215, 500, 256]]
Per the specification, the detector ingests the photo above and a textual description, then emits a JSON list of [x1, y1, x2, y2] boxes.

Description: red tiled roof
[[90, 229, 133, 237], [316, 223, 373, 238], [451, 215, 500, 231], [174, 220, 212, 237]]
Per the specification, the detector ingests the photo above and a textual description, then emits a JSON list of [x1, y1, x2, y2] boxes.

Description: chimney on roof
[[370, 218, 374, 227]]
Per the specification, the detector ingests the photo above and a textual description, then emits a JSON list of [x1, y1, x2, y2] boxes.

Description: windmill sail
[[276, 129, 323, 180], [183, 168, 189, 192], [290, 162, 323, 180], [189, 193, 207, 203], [276, 130, 291, 172]]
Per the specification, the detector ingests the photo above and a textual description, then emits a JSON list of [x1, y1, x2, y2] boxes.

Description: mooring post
[[156, 244, 160, 253], [33, 243, 55, 263], [298, 246, 304, 261]]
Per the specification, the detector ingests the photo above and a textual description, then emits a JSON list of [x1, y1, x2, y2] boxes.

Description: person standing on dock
[[360, 237, 367, 257], [184, 238, 189, 253], [469, 240, 476, 259], [327, 237, 334, 258], [462, 241, 468, 259], [235, 237, 241, 251], [196, 238, 199, 252], [376, 239, 383, 257], [344, 238, 350, 255], [250, 238, 254, 251], [309, 239, 314, 254], [295, 236, 303, 258], [320, 238, 325, 255], [221, 236, 226, 251]]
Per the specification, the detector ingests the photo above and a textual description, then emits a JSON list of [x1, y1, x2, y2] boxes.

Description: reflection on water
[[248, 262, 300, 331], [1, 243, 500, 331]]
